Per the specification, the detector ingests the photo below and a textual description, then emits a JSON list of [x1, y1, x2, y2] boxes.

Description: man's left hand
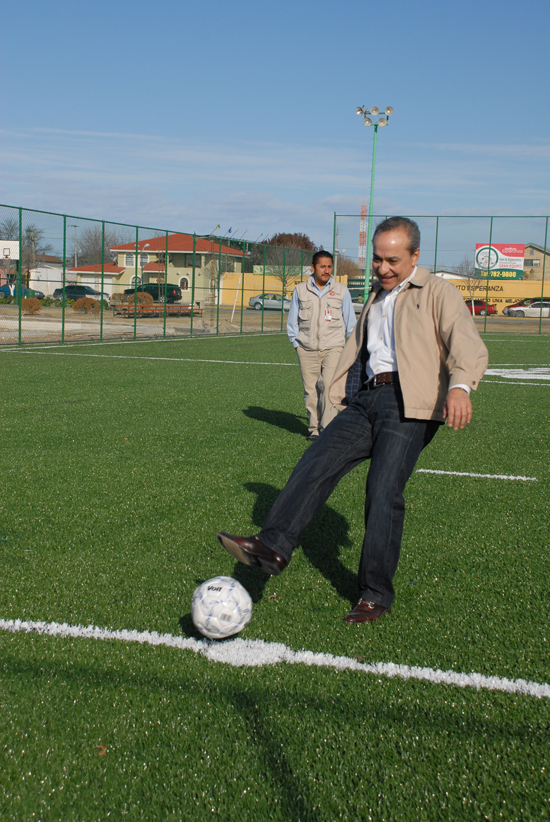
[[443, 388, 472, 430]]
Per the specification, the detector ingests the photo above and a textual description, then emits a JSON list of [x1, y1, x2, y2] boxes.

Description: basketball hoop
[[3, 248, 10, 259]]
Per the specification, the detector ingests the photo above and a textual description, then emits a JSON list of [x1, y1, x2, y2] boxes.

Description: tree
[[264, 232, 318, 252], [21, 224, 53, 273], [0, 216, 18, 240], [76, 225, 133, 266], [335, 254, 362, 283], [456, 254, 481, 303], [249, 232, 319, 294]]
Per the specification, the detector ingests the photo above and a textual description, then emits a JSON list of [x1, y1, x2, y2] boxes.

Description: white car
[[248, 293, 291, 311], [508, 301, 550, 318]]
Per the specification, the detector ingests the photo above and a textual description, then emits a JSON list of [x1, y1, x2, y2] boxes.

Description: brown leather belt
[[364, 371, 399, 390]]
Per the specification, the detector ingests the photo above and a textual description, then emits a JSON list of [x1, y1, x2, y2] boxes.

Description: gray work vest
[[294, 278, 348, 351]]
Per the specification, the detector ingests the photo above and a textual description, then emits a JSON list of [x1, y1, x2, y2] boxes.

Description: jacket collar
[[370, 265, 431, 296]]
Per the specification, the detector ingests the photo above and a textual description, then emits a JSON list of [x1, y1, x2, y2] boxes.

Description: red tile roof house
[[107, 234, 244, 305]]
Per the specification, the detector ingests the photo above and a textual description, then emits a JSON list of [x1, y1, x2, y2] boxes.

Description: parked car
[[249, 293, 291, 311], [53, 285, 109, 302], [502, 298, 539, 316], [507, 300, 550, 318], [464, 299, 497, 316], [0, 284, 45, 299], [351, 295, 365, 314], [122, 283, 182, 303]]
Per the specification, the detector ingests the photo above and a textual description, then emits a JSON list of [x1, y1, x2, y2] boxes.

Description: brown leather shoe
[[216, 532, 288, 577], [344, 599, 390, 623]]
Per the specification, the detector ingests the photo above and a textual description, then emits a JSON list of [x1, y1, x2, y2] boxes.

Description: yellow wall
[[219, 270, 349, 307], [219, 270, 300, 307], [446, 277, 548, 314]]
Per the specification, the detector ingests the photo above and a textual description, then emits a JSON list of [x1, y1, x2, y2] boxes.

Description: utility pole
[[69, 225, 78, 268]]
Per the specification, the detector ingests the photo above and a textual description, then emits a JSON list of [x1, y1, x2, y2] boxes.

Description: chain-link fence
[[2, 205, 548, 345], [334, 214, 550, 333], [0, 204, 316, 346]]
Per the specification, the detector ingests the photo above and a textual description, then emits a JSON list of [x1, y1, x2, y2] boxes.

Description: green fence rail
[[0, 204, 316, 346]]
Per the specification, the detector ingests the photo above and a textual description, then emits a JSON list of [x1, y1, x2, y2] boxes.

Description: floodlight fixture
[[354, 102, 395, 301]]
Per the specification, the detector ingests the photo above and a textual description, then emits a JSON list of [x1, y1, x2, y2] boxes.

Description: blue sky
[[2, 0, 550, 248]]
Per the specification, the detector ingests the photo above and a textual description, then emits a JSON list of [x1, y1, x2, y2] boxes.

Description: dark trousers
[[259, 383, 440, 607]]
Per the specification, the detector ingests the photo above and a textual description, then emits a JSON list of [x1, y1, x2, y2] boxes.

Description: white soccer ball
[[191, 576, 252, 640]]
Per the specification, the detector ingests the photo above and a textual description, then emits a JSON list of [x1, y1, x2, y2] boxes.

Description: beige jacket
[[329, 266, 489, 422], [294, 278, 348, 351]]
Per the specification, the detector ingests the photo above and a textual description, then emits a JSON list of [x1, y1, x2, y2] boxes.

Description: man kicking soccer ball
[[218, 218, 488, 623]]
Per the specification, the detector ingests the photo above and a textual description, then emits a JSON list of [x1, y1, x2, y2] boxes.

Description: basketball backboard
[[2, 241, 19, 260]]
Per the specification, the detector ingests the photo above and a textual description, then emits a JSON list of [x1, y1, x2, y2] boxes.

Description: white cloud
[[1, 127, 549, 250]]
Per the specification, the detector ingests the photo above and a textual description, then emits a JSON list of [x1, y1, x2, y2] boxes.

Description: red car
[[464, 299, 497, 316]]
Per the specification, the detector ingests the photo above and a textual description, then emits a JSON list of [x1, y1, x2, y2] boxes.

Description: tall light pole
[[355, 105, 394, 300]]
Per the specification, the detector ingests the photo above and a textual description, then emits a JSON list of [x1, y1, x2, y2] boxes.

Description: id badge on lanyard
[[324, 307, 332, 322]]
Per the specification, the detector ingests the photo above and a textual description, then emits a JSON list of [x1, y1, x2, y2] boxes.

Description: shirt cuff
[[449, 384, 471, 395]]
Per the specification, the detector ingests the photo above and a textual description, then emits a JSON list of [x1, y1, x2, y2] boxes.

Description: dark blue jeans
[[259, 383, 440, 607]]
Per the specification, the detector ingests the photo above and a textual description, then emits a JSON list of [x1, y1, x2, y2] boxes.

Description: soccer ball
[[191, 576, 252, 640]]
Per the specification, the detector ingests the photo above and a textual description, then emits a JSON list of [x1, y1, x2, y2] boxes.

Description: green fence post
[[61, 214, 66, 345], [133, 227, 139, 340], [539, 217, 548, 335], [100, 221, 105, 341], [240, 245, 245, 333], [190, 233, 196, 338], [484, 217, 493, 334], [17, 208, 22, 345], [261, 244, 266, 332], [216, 239, 221, 336], [280, 248, 286, 331], [162, 232, 168, 338], [433, 216, 439, 275]]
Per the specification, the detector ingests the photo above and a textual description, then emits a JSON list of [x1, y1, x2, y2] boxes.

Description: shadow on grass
[[179, 613, 206, 640], [243, 406, 308, 437], [229, 482, 357, 607]]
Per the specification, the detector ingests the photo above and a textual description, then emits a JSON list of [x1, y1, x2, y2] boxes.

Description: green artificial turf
[[0, 333, 549, 820]]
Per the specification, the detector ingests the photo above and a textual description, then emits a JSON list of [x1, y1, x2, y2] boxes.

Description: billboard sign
[[474, 243, 524, 279]]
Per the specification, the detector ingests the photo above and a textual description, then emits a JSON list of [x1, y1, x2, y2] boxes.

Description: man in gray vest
[[287, 250, 356, 441]]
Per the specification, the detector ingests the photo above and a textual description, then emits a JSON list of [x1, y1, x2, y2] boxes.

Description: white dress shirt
[[365, 267, 470, 394]]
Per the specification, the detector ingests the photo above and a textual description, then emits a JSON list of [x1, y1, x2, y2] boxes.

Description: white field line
[[417, 469, 537, 482], [485, 367, 550, 380], [4, 350, 298, 366], [8, 352, 550, 378], [1, 618, 549, 700], [482, 381, 550, 386]]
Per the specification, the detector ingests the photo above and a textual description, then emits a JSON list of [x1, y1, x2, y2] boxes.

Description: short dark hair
[[372, 217, 420, 254], [312, 250, 333, 266]]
